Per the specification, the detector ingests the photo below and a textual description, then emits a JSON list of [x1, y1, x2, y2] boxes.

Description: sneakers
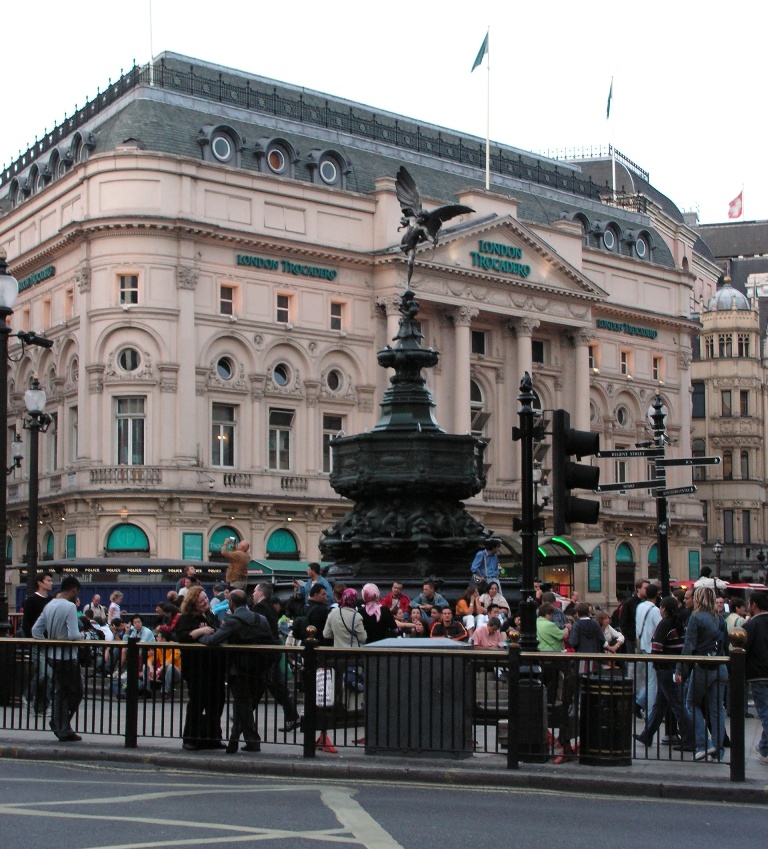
[[755, 745, 768, 765], [315, 732, 338, 754], [694, 749, 707, 761]]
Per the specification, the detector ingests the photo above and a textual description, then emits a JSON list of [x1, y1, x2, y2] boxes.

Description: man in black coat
[[252, 582, 301, 732], [619, 578, 650, 654], [200, 590, 274, 754]]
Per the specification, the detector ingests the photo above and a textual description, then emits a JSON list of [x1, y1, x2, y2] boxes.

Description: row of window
[[692, 440, 751, 481], [588, 345, 664, 382], [198, 126, 349, 188], [703, 505, 754, 546], [691, 384, 750, 418], [703, 333, 752, 359], [570, 215, 652, 261], [7, 133, 94, 208]]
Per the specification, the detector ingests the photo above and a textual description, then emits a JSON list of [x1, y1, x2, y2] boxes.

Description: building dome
[[707, 280, 750, 312]]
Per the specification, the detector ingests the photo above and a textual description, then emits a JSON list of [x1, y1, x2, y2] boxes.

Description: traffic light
[[551, 409, 600, 535]]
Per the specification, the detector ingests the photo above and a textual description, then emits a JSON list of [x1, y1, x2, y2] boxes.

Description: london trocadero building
[[0, 53, 717, 604]]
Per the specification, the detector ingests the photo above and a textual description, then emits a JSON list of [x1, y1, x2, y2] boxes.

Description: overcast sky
[[2, 1, 762, 226]]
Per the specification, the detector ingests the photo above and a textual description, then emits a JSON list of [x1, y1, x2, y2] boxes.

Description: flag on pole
[[472, 32, 489, 72], [728, 191, 743, 219], [606, 77, 613, 119]]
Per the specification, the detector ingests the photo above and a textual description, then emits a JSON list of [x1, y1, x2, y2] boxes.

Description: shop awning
[[247, 560, 332, 580]]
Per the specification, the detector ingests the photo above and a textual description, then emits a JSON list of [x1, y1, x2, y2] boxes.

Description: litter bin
[[578, 671, 633, 766], [363, 638, 474, 758]]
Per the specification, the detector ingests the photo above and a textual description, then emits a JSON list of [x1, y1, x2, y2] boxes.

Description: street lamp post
[[713, 540, 723, 578], [0, 250, 19, 635], [649, 395, 671, 597], [23, 378, 52, 596]]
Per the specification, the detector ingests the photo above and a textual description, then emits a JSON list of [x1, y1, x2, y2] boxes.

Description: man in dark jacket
[[200, 590, 274, 754], [620, 578, 650, 654], [744, 592, 768, 764]]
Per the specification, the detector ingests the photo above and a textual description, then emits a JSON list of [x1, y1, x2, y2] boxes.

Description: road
[[0, 759, 764, 849]]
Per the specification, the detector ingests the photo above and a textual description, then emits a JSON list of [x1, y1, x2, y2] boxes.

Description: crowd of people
[[16, 551, 768, 768]]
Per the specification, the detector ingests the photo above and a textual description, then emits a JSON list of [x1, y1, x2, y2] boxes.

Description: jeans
[[48, 659, 83, 739], [636, 653, 657, 715], [637, 666, 691, 746], [27, 645, 50, 713], [751, 679, 768, 757], [685, 664, 727, 753]]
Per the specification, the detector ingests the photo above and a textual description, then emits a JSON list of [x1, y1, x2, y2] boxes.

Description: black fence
[[0, 637, 746, 781]]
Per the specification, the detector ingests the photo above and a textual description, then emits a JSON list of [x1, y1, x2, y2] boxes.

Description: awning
[[497, 534, 606, 566], [247, 560, 332, 580]]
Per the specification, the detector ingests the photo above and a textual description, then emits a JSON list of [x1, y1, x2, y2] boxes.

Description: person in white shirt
[[635, 583, 662, 717], [694, 566, 727, 593], [31, 576, 87, 742], [83, 594, 107, 621]]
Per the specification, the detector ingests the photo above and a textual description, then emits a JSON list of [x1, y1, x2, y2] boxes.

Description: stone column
[[678, 349, 693, 490], [304, 380, 321, 473], [450, 306, 478, 433], [513, 317, 539, 381], [574, 329, 593, 431], [175, 267, 198, 464]]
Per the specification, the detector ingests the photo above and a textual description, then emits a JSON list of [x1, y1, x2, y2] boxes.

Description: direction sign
[[595, 479, 665, 493], [655, 456, 721, 468], [595, 448, 664, 459], [655, 485, 697, 497]]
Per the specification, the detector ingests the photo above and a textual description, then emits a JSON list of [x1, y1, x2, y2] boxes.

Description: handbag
[[343, 610, 364, 692]]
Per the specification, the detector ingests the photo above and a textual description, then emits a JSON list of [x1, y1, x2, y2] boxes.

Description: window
[[620, 350, 630, 375], [602, 228, 617, 251], [269, 409, 294, 471], [65, 287, 74, 321], [743, 510, 751, 545], [118, 348, 141, 372], [326, 369, 342, 392], [211, 132, 234, 163], [738, 334, 750, 357], [652, 356, 662, 381], [616, 406, 629, 427], [723, 451, 733, 480], [471, 330, 486, 355], [718, 334, 732, 358], [740, 390, 749, 417], [470, 380, 490, 437], [705, 336, 714, 358], [116, 398, 145, 465], [42, 298, 51, 329], [322, 414, 344, 473], [70, 406, 78, 464], [212, 404, 235, 467], [741, 450, 750, 480], [692, 438, 706, 481], [531, 340, 545, 364], [615, 459, 627, 486], [692, 382, 705, 419], [220, 285, 235, 317], [267, 145, 287, 174], [721, 390, 732, 417], [119, 275, 139, 305], [47, 413, 58, 472], [588, 345, 598, 371], [635, 235, 649, 259], [723, 510, 734, 544], [216, 357, 234, 380], [330, 302, 343, 331], [276, 294, 290, 324], [273, 363, 291, 387]]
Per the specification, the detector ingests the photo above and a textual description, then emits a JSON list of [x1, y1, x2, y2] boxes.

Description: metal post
[[728, 634, 747, 782], [302, 627, 318, 758], [124, 636, 139, 749], [0, 315, 9, 635], [516, 373, 538, 652], [650, 395, 671, 597], [24, 420, 41, 596], [506, 638, 520, 770]]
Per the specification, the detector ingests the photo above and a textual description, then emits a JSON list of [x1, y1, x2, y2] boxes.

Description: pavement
[[2, 717, 767, 805]]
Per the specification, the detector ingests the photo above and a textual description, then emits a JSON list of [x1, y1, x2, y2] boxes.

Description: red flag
[[728, 191, 743, 219]]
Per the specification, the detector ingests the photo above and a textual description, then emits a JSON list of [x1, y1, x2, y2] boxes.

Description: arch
[[647, 542, 659, 580], [723, 450, 733, 480], [615, 541, 636, 599], [6, 536, 11, 564], [316, 346, 365, 387], [43, 530, 55, 559], [209, 525, 241, 553], [93, 321, 166, 364], [616, 542, 634, 562], [266, 528, 299, 560], [105, 523, 150, 553], [260, 338, 313, 376], [256, 136, 299, 178], [197, 124, 243, 166], [200, 330, 258, 376]]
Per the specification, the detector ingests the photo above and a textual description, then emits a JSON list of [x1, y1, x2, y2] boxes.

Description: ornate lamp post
[[0, 250, 19, 635], [23, 378, 52, 596], [712, 540, 723, 577], [7, 433, 24, 474]]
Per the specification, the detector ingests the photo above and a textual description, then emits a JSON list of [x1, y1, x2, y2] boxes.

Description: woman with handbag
[[323, 589, 367, 648], [674, 586, 728, 761]]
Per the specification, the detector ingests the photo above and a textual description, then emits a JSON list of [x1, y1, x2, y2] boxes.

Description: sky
[[1, 1, 763, 225]]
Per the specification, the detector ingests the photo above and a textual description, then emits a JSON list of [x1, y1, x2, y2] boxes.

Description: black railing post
[[729, 640, 747, 782], [124, 637, 139, 749], [506, 638, 520, 769], [302, 628, 318, 758]]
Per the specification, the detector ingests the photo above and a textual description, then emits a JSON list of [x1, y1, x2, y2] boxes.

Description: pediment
[[405, 215, 608, 303]]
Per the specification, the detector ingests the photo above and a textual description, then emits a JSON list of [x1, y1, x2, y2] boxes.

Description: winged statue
[[395, 166, 474, 285]]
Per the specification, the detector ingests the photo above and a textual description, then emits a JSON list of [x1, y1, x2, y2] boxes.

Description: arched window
[[647, 543, 659, 581], [692, 438, 706, 481], [105, 523, 150, 555], [741, 450, 749, 480], [470, 380, 489, 437], [266, 528, 299, 561], [5, 536, 11, 564], [723, 451, 733, 481], [615, 542, 635, 599], [209, 526, 241, 555], [43, 531, 55, 561]]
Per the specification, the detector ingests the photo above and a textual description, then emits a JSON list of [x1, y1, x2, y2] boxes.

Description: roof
[[706, 281, 750, 312], [697, 220, 768, 260]]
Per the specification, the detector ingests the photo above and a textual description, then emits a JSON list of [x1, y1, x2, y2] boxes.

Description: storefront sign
[[18, 265, 55, 292], [236, 254, 337, 281], [469, 241, 531, 278], [596, 318, 657, 340]]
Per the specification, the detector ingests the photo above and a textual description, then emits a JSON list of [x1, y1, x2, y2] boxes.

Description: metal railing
[[0, 636, 746, 780]]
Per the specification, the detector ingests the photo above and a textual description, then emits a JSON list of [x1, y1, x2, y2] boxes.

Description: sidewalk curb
[[2, 742, 767, 805]]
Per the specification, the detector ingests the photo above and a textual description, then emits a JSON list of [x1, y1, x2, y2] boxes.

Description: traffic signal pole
[[650, 395, 671, 597]]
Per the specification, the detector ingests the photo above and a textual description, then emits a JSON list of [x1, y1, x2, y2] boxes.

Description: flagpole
[[485, 29, 490, 191], [607, 77, 615, 199]]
